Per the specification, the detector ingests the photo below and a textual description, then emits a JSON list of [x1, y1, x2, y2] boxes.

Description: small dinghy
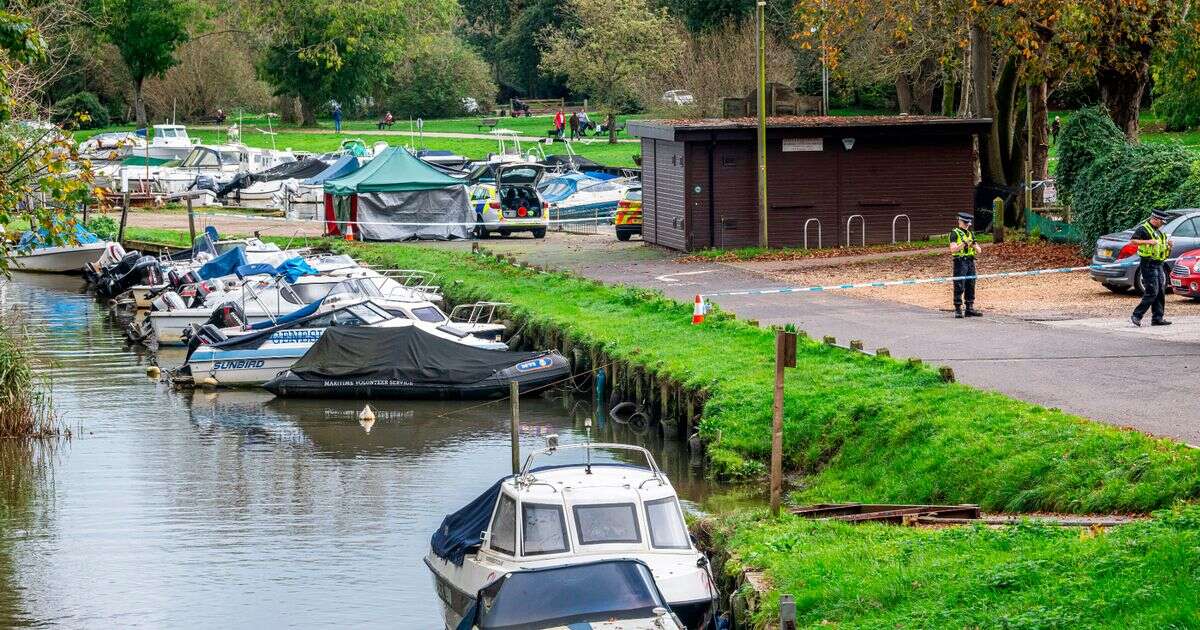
[[10, 223, 114, 274], [263, 326, 570, 399]]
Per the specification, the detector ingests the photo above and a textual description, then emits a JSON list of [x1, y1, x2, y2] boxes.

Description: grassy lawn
[[711, 505, 1200, 628], [304, 241, 1200, 514]]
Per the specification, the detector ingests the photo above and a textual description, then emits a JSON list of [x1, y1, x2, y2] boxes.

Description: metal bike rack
[[804, 218, 822, 249], [846, 214, 865, 247], [891, 214, 911, 244]]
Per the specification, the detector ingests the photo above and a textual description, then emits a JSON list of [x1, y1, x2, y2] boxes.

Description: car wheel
[[1103, 283, 1130, 294], [473, 223, 489, 239], [616, 230, 632, 241], [499, 229, 512, 237], [532, 228, 546, 239]]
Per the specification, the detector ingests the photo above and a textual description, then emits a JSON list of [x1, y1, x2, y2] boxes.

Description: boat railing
[[449, 301, 511, 326], [374, 269, 442, 296], [518, 442, 665, 487]]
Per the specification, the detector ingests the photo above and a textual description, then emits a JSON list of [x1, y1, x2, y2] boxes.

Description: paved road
[[463, 235, 1200, 444]]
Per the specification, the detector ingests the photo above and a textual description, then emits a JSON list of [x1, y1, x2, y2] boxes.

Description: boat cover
[[196, 247, 247, 280], [16, 222, 101, 251], [234, 257, 317, 283], [431, 477, 507, 566], [302, 155, 359, 185], [290, 326, 547, 383]]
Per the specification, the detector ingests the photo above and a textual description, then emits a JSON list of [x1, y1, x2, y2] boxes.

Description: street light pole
[[756, 0, 769, 249]]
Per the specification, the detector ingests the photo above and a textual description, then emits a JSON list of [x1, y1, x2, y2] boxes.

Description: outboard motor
[[189, 281, 215, 308], [97, 255, 163, 299], [183, 323, 229, 364], [205, 301, 247, 329], [150, 290, 187, 312]]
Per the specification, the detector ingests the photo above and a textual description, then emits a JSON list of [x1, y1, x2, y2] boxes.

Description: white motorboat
[[11, 241, 113, 274], [539, 172, 633, 222], [145, 124, 198, 162], [426, 443, 718, 630]]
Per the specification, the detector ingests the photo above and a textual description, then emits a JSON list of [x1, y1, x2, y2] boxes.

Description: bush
[[1054, 106, 1125, 208], [86, 215, 118, 241], [1072, 142, 1195, 255], [51, 92, 110, 129], [383, 36, 497, 120]]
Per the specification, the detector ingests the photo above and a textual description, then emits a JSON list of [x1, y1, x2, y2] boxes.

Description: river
[[0, 272, 721, 628]]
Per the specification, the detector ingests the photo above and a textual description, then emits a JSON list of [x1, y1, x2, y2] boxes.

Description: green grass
[[74, 126, 640, 167], [320, 242, 1200, 514], [685, 233, 994, 261], [712, 506, 1200, 628], [0, 316, 58, 438]]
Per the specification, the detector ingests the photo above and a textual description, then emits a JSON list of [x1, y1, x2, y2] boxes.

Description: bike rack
[[804, 218, 822, 249], [892, 214, 911, 244], [846, 214, 865, 247]]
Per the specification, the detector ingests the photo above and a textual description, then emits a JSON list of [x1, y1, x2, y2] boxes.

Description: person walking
[[1130, 209, 1174, 327], [950, 211, 982, 318], [331, 102, 343, 133], [554, 108, 565, 138], [568, 111, 580, 140], [1050, 115, 1062, 144]]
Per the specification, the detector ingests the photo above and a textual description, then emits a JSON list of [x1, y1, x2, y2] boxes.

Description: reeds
[[0, 315, 59, 439]]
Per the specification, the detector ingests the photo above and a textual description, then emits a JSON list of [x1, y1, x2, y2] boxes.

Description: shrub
[[1072, 142, 1195, 255], [0, 315, 57, 438], [1054, 106, 1125, 207], [383, 36, 497, 120], [86, 215, 118, 241], [51, 92, 110, 129]]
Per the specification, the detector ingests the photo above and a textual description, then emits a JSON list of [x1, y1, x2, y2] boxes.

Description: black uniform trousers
[[953, 257, 976, 308], [1132, 259, 1168, 322]]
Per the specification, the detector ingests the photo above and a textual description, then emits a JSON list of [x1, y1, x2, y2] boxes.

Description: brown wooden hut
[[627, 116, 992, 251]]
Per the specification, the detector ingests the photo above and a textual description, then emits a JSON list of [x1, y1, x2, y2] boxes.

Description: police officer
[[1130, 209, 1173, 327], [950, 211, 982, 318]]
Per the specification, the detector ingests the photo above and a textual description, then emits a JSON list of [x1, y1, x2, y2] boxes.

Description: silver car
[[1090, 209, 1200, 293]]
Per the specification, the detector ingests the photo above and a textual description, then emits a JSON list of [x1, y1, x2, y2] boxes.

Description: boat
[[425, 443, 718, 630], [145, 124, 199, 162], [262, 326, 571, 399], [452, 560, 684, 630], [538, 171, 633, 222], [223, 157, 329, 210], [9, 223, 115, 274], [289, 155, 363, 220]]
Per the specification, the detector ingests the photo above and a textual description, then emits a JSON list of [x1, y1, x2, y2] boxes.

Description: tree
[[497, 0, 569, 98], [660, 0, 753, 33], [92, 0, 195, 127], [458, 0, 511, 86], [542, 0, 683, 143], [383, 34, 496, 118], [1149, 6, 1200, 131], [254, 0, 450, 126]]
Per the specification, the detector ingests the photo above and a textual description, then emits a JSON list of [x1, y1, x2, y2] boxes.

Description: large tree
[[254, 0, 451, 126], [92, 0, 195, 127], [541, 0, 682, 143]]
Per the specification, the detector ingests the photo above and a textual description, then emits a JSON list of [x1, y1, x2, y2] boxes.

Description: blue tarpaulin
[[17, 222, 100, 251], [248, 298, 324, 330], [234, 263, 277, 279], [197, 247, 248, 280], [302, 155, 359, 186], [276, 257, 318, 283], [431, 478, 507, 566]]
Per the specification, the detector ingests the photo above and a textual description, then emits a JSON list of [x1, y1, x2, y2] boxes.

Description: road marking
[[655, 270, 716, 284]]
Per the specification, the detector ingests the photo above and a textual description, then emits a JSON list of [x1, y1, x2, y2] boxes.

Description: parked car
[[1169, 248, 1200, 299], [660, 90, 695, 107], [1090, 210, 1200, 293], [467, 162, 548, 239], [614, 187, 642, 241]]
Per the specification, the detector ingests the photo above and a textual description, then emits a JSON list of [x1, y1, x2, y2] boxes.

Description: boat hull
[[11, 242, 112, 274], [150, 311, 272, 346], [185, 347, 310, 385]]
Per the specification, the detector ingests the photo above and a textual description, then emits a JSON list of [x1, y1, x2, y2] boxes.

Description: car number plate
[[1101, 248, 1113, 258], [1172, 278, 1183, 287]]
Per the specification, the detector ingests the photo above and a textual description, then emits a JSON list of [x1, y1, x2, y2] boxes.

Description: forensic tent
[[322, 147, 471, 241]]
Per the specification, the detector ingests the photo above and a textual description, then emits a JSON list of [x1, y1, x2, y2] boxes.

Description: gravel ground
[[755, 241, 1200, 320]]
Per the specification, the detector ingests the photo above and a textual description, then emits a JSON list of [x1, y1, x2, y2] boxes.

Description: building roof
[[628, 115, 992, 141]]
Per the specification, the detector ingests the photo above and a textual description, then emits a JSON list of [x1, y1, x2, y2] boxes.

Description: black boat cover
[[217, 158, 330, 196], [431, 477, 507, 566], [290, 327, 548, 384]]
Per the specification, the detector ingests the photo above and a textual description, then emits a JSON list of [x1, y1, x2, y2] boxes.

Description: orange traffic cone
[[344, 224, 355, 242], [692, 294, 706, 324]]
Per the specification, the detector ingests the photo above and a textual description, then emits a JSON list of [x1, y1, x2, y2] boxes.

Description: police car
[[468, 162, 548, 239]]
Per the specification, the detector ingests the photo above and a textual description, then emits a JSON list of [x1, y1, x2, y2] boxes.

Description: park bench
[[477, 117, 499, 131], [377, 117, 395, 130]]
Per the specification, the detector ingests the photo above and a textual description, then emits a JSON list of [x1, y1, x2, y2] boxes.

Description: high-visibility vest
[[952, 227, 976, 258], [1137, 221, 1170, 261]]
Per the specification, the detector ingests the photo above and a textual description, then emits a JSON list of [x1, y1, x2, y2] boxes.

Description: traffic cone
[[692, 294, 706, 324]]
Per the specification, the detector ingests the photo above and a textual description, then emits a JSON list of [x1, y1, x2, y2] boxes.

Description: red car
[[1170, 248, 1200, 299]]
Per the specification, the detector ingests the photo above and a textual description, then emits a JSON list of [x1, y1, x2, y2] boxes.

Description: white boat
[[539, 172, 633, 222], [426, 443, 718, 630], [11, 241, 113, 274], [145, 124, 199, 162]]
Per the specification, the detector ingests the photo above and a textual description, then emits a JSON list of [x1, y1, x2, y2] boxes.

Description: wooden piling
[[510, 381, 521, 474], [118, 192, 130, 242]]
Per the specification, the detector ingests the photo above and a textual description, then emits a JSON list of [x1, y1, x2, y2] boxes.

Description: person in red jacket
[[554, 109, 565, 138]]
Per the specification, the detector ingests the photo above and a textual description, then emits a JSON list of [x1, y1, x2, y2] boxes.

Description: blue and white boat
[[9, 223, 114, 274], [537, 172, 634, 222]]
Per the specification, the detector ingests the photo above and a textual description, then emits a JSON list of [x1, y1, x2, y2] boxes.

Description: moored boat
[[10, 223, 114, 274]]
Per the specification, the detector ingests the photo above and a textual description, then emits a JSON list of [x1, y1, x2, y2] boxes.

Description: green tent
[[323, 147, 462, 195]]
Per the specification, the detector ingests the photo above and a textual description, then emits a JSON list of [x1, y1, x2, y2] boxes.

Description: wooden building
[[627, 116, 992, 251]]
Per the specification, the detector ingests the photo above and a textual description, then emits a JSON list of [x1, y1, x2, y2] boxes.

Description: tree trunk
[[913, 83, 935, 115], [941, 66, 957, 117], [970, 24, 1004, 188], [607, 112, 617, 144], [299, 96, 317, 127], [133, 77, 147, 128], [1097, 61, 1148, 140], [1030, 81, 1050, 206], [895, 75, 915, 114]]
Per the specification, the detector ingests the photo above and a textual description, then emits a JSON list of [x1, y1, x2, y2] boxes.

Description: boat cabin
[[151, 124, 194, 148]]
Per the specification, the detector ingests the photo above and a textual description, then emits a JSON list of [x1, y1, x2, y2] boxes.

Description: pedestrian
[[950, 211, 982, 318], [332, 102, 343, 133], [1050, 115, 1062, 144], [1130, 209, 1174, 327], [578, 110, 592, 135], [554, 108, 565, 138], [568, 111, 580, 140]]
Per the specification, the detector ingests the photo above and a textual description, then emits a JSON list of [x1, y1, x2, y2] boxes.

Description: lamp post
[[756, 0, 769, 248]]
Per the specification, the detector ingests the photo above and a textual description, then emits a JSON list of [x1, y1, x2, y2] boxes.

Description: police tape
[[698, 256, 1191, 300], [185, 209, 617, 228]]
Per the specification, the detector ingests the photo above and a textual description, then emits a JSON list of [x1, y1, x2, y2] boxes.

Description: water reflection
[[0, 272, 725, 628]]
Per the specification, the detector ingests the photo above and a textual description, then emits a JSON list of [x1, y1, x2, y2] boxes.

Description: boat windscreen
[[474, 561, 665, 630]]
